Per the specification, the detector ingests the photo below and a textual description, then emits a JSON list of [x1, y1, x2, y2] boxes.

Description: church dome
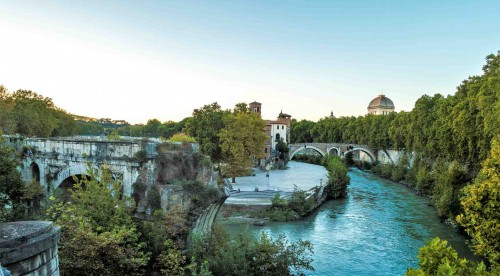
[[368, 95, 395, 109]]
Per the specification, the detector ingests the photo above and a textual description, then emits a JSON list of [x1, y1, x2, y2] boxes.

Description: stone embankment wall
[[0, 221, 60, 276]]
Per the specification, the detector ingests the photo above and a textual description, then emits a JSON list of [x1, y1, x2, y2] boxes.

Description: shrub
[[323, 156, 350, 199], [147, 188, 162, 211], [46, 164, 149, 275], [405, 237, 498, 275], [134, 150, 148, 163], [432, 161, 468, 218], [391, 154, 410, 182], [188, 226, 314, 275], [289, 188, 313, 217]]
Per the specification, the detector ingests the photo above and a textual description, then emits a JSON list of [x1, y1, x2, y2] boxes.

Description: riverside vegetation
[[253, 155, 349, 222], [290, 51, 499, 271]]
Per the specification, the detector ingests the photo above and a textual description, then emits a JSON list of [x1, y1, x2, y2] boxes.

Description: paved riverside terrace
[[224, 161, 327, 205]]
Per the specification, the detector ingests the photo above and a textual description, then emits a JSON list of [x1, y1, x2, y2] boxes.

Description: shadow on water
[[221, 165, 479, 276]]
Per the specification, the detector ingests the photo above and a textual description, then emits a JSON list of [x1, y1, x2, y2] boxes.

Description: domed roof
[[368, 95, 395, 109]]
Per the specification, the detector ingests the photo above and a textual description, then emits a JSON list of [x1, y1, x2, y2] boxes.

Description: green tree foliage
[[431, 160, 468, 218], [0, 134, 24, 221], [144, 118, 162, 137], [189, 226, 314, 275], [106, 130, 121, 140], [219, 106, 267, 183], [323, 156, 350, 199], [391, 153, 410, 182], [187, 102, 230, 164], [169, 132, 196, 143], [0, 87, 76, 137], [262, 189, 314, 222], [457, 137, 500, 267], [139, 207, 189, 274], [157, 117, 192, 139], [47, 164, 150, 275], [276, 139, 289, 162], [405, 237, 499, 275], [290, 119, 315, 143]]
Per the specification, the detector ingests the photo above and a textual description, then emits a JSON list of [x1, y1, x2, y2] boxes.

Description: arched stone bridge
[[288, 143, 387, 164], [4, 136, 161, 196]]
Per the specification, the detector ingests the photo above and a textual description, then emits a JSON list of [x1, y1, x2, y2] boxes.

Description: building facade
[[249, 102, 291, 159]]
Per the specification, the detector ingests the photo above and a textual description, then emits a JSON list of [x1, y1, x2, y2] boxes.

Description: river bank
[[221, 161, 329, 220], [219, 167, 479, 275]]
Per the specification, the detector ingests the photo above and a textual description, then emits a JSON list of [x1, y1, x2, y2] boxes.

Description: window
[[282, 125, 284, 129], [275, 133, 280, 142]]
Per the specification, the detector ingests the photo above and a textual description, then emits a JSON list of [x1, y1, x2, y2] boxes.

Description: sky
[[1, 1, 499, 124]]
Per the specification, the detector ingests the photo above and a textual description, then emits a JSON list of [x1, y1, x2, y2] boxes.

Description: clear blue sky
[[1, 1, 499, 123]]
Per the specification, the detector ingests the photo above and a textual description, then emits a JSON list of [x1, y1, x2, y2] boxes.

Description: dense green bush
[[431, 160, 469, 218], [147, 188, 162, 211], [188, 226, 314, 275], [47, 165, 150, 275], [261, 191, 314, 222], [406, 237, 499, 275], [292, 154, 323, 165], [390, 154, 410, 182], [289, 189, 314, 217], [323, 156, 350, 199]]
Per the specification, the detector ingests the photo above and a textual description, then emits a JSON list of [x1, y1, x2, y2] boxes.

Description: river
[[221, 162, 477, 275]]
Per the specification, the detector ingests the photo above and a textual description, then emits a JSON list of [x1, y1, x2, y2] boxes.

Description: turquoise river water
[[222, 165, 478, 276]]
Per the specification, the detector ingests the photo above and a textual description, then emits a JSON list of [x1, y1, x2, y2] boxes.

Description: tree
[[323, 156, 350, 199], [188, 226, 314, 275], [0, 87, 76, 137], [47, 164, 150, 275], [219, 109, 267, 183], [405, 237, 498, 275], [0, 133, 24, 221], [0, 85, 16, 133], [456, 137, 500, 267], [186, 103, 230, 173], [276, 139, 289, 162], [106, 130, 121, 140], [169, 132, 196, 144], [144, 119, 162, 137]]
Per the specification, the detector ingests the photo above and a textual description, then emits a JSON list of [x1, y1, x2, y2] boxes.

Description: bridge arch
[[28, 161, 41, 183], [344, 147, 377, 163], [193, 196, 229, 234], [53, 163, 100, 190], [327, 147, 340, 156], [289, 145, 326, 160]]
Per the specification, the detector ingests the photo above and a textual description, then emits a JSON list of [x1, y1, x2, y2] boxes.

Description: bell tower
[[249, 101, 262, 117]]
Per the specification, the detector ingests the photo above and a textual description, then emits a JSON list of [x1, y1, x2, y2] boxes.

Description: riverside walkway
[[224, 161, 327, 205]]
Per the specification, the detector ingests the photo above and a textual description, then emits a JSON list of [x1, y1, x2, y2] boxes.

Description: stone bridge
[[4, 136, 161, 197], [288, 143, 393, 164]]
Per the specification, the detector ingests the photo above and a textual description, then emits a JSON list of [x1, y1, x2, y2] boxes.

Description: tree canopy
[[0, 87, 77, 137], [456, 137, 500, 267], [219, 108, 267, 182], [186, 102, 230, 164]]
